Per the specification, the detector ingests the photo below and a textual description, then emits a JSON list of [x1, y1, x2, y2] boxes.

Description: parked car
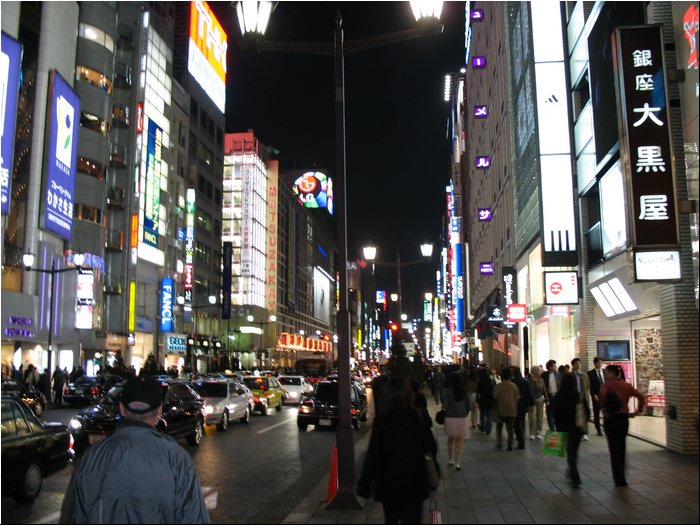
[[63, 374, 123, 406], [1, 396, 74, 502], [241, 376, 286, 415], [1, 380, 47, 416], [277, 375, 314, 405], [191, 379, 254, 430], [69, 380, 205, 455], [297, 379, 368, 431]]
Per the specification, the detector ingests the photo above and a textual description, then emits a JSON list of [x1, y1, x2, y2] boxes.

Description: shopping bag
[[542, 430, 568, 457], [435, 409, 446, 425], [429, 494, 442, 524]]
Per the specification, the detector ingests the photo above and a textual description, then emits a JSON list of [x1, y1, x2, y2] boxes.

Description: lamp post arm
[[368, 257, 429, 268], [256, 39, 333, 56], [345, 27, 437, 55]]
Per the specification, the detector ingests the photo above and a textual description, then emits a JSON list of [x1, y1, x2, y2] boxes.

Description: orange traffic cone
[[324, 446, 339, 502]]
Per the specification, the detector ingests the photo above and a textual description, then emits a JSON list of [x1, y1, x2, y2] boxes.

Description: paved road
[[1, 397, 373, 524]]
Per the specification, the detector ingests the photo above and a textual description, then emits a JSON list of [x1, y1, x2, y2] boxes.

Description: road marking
[[31, 511, 59, 524], [257, 419, 293, 434]]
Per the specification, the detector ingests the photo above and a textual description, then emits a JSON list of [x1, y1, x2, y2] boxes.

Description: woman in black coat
[[476, 368, 494, 435], [357, 375, 437, 524], [554, 373, 585, 486]]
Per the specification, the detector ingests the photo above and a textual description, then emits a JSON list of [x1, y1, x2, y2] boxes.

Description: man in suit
[[587, 356, 605, 436], [571, 358, 591, 440], [541, 359, 561, 431]]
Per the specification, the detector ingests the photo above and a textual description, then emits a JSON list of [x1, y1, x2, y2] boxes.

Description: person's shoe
[[455, 464, 462, 471], [496, 441, 502, 450], [507, 445, 513, 451], [572, 478, 582, 487], [530, 435, 536, 440], [582, 435, 589, 441], [517, 445, 525, 449], [597, 431, 603, 436], [448, 460, 454, 467], [615, 482, 628, 487], [536, 434, 543, 440], [565, 468, 571, 480]]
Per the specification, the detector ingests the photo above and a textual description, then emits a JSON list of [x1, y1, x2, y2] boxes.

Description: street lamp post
[[178, 294, 216, 372], [235, 1, 443, 509], [22, 252, 85, 374]]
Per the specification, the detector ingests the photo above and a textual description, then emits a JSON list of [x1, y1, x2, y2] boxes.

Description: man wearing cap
[[59, 377, 209, 524]]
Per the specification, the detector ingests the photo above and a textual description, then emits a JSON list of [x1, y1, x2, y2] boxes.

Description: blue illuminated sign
[[43, 71, 79, 239], [455, 245, 464, 332], [160, 278, 173, 332], [1, 33, 22, 215]]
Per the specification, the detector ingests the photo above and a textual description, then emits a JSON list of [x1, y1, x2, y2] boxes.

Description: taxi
[[241, 375, 286, 415]]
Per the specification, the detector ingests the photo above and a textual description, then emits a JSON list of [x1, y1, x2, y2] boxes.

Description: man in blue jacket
[[60, 377, 209, 524]]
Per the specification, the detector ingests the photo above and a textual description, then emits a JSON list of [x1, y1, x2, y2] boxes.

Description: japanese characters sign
[[613, 25, 679, 249], [1, 33, 21, 215]]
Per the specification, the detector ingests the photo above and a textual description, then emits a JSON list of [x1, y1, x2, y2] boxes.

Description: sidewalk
[[283, 398, 699, 524]]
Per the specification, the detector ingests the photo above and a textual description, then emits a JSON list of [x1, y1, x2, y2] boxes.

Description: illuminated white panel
[[598, 282, 626, 315], [590, 287, 617, 318], [600, 161, 628, 255], [535, 62, 570, 155], [540, 155, 576, 253], [635, 251, 682, 281], [608, 278, 638, 313], [531, 1, 564, 62]]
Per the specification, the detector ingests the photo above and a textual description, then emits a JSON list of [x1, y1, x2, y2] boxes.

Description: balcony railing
[[114, 62, 132, 89], [110, 143, 127, 168], [112, 104, 129, 129], [103, 273, 123, 295], [105, 228, 124, 252], [107, 186, 125, 209]]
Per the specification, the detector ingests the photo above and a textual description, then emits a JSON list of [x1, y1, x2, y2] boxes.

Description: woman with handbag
[[554, 373, 586, 486], [357, 375, 438, 524], [441, 372, 470, 470]]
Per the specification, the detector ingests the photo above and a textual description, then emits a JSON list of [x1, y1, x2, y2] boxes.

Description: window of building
[[198, 142, 213, 169], [77, 157, 106, 181], [190, 98, 198, 118], [196, 208, 213, 233], [79, 23, 115, 53], [195, 241, 211, 265], [80, 111, 109, 135], [74, 203, 102, 224], [75, 66, 112, 94]]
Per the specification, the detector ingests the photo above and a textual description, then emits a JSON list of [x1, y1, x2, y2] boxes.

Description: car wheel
[[217, 411, 229, 432], [259, 401, 268, 416], [240, 406, 250, 424], [187, 418, 203, 446], [33, 400, 45, 416], [297, 422, 308, 431], [275, 400, 282, 412], [14, 460, 43, 503]]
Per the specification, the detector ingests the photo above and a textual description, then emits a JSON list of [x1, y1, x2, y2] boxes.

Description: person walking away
[[489, 366, 501, 385], [52, 366, 65, 406], [466, 368, 479, 429], [493, 368, 520, 450], [442, 371, 470, 470], [410, 379, 432, 429], [527, 366, 546, 440], [587, 356, 605, 436], [542, 360, 561, 430], [511, 366, 534, 449], [357, 376, 437, 524], [554, 373, 586, 486], [59, 377, 209, 523], [476, 367, 494, 434], [24, 364, 38, 387], [599, 365, 645, 487], [431, 366, 445, 405], [571, 358, 591, 440], [38, 368, 51, 406]]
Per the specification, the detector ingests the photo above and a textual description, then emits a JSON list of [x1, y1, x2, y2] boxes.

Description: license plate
[[76, 389, 84, 394], [319, 419, 332, 427]]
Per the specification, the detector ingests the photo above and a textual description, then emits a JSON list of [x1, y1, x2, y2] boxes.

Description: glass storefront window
[[77, 156, 106, 181], [74, 203, 103, 225], [79, 23, 115, 53], [80, 111, 109, 135], [76, 66, 113, 95]]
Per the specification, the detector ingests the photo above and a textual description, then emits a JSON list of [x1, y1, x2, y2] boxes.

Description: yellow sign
[[128, 281, 136, 332]]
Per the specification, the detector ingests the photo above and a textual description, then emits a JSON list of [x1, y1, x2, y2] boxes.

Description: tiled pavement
[[282, 399, 699, 524]]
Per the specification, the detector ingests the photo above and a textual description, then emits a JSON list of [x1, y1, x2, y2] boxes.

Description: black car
[[297, 379, 368, 431], [1, 380, 47, 416], [1, 396, 74, 502], [63, 374, 123, 406], [69, 380, 205, 455]]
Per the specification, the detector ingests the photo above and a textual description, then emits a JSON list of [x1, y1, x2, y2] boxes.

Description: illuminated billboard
[[1, 33, 22, 215], [293, 171, 334, 215], [188, 0, 227, 113], [42, 71, 80, 240], [143, 120, 164, 248], [544, 271, 579, 305], [75, 269, 95, 329]]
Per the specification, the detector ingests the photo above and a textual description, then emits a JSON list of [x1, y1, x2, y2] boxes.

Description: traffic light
[[389, 322, 399, 333]]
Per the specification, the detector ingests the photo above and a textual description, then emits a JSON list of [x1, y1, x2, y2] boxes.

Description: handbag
[[542, 430, 568, 457], [429, 493, 442, 524], [424, 454, 440, 491], [435, 409, 446, 425], [576, 401, 587, 433]]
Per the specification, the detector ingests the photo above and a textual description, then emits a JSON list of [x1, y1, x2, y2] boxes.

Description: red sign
[[550, 305, 570, 318], [550, 282, 562, 295], [507, 304, 528, 323], [184, 264, 193, 290], [136, 102, 143, 134]]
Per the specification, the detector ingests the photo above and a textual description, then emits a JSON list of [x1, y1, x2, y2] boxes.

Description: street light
[[178, 294, 216, 372], [362, 243, 434, 335], [235, 1, 443, 509], [22, 252, 85, 374], [247, 314, 277, 368]]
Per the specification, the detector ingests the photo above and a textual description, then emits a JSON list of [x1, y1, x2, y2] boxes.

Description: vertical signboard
[[502, 266, 518, 307], [1, 33, 22, 215], [240, 167, 252, 276], [128, 281, 137, 332], [613, 25, 680, 254], [75, 269, 95, 329], [184, 189, 195, 305], [41, 71, 79, 240], [454, 244, 464, 332], [188, 0, 227, 113], [143, 120, 163, 248], [222, 241, 232, 320], [266, 161, 279, 313], [160, 278, 174, 332]]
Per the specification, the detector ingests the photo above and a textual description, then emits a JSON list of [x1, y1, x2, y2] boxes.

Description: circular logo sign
[[297, 174, 318, 194], [550, 282, 563, 295]]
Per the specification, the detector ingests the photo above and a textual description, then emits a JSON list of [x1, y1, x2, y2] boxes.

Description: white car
[[191, 379, 253, 431], [278, 375, 314, 405]]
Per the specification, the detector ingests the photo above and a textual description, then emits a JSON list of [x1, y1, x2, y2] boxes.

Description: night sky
[[210, 1, 466, 317]]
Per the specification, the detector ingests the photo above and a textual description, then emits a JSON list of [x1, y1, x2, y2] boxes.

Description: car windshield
[[74, 376, 98, 385], [243, 377, 268, 391], [1, 382, 21, 393], [279, 377, 301, 386], [193, 382, 227, 398], [101, 385, 123, 405], [315, 383, 338, 403]]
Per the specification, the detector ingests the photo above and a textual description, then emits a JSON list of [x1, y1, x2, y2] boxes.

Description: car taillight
[[299, 399, 314, 414], [64, 387, 70, 394], [69, 433, 74, 451], [253, 396, 260, 403], [351, 407, 358, 416], [89, 387, 99, 395]]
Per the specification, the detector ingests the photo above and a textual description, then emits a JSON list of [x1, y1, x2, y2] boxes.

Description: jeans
[[479, 405, 493, 434], [381, 497, 424, 524], [566, 427, 584, 484], [546, 399, 557, 431], [496, 416, 515, 449], [528, 398, 545, 436], [514, 408, 527, 447], [591, 397, 602, 434], [604, 414, 629, 485]]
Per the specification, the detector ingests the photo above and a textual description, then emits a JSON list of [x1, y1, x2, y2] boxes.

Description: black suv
[[69, 380, 205, 455], [1, 380, 47, 416], [297, 379, 368, 431]]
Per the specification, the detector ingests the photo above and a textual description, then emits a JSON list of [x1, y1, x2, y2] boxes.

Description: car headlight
[[299, 405, 313, 414], [289, 391, 298, 398], [69, 418, 82, 431], [204, 405, 214, 415]]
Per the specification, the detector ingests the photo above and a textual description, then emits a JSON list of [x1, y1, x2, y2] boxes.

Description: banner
[[1, 33, 22, 215]]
